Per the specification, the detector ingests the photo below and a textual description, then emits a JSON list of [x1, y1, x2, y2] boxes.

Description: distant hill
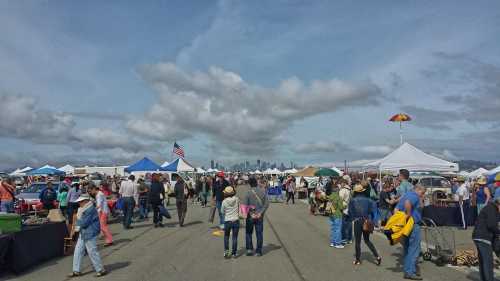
[[457, 160, 498, 171]]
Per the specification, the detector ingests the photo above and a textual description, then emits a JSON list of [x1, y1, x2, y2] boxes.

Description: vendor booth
[[364, 143, 467, 226], [125, 157, 164, 174], [27, 167, 65, 176]]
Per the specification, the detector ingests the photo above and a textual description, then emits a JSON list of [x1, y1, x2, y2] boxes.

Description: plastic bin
[[0, 213, 22, 233]]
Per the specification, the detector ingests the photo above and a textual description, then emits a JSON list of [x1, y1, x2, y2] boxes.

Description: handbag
[[363, 219, 375, 233], [158, 204, 171, 219]]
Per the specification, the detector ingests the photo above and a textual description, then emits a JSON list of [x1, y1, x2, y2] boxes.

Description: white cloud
[[130, 63, 381, 155]]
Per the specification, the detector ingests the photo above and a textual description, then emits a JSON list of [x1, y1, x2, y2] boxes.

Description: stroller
[[421, 218, 456, 266], [309, 190, 328, 216]]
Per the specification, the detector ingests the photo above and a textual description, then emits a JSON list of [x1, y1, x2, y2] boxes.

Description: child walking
[[221, 186, 240, 259]]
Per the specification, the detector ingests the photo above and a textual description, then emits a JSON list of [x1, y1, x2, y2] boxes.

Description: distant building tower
[[211, 160, 215, 169], [257, 159, 261, 169]]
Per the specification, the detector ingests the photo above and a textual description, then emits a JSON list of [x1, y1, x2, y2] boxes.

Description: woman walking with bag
[[348, 184, 382, 266]]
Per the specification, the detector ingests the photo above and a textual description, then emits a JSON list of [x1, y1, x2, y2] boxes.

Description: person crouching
[[68, 194, 107, 278], [221, 186, 240, 259]]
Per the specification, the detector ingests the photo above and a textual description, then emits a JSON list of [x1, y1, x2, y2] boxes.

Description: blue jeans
[[329, 216, 342, 245], [216, 200, 224, 226], [246, 217, 264, 254], [139, 198, 148, 219], [224, 220, 240, 255], [72, 236, 103, 273], [0, 201, 14, 213], [342, 214, 353, 242], [122, 197, 135, 229], [403, 223, 421, 275]]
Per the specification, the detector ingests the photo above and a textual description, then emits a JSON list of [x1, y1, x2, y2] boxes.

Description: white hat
[[75, 194, 91, 203]]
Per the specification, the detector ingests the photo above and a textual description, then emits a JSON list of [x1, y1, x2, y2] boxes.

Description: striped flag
[[173, 142, 185, 158]]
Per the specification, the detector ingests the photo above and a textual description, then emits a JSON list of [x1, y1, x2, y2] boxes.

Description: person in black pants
[[348, 184, 381, 266], [149, 174, 166, 227], [472, 198, 500, 281], [174, 177, 188, 227]]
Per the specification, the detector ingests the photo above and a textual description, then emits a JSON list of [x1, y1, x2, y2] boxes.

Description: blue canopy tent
[[27, 167, 66, 176], [125, 157, 162, 173]]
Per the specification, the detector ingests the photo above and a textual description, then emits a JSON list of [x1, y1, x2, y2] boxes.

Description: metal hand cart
[[421, 217, 456, 266]]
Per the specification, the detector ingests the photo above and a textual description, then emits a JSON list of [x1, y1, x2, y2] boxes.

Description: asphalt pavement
[[2, 185, 494, 281]]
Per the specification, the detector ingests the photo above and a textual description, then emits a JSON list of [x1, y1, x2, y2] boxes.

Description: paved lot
[[2, 185, 495, 281]]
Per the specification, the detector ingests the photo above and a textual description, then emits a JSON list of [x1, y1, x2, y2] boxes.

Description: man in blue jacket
[[68, 194, 107, 278]]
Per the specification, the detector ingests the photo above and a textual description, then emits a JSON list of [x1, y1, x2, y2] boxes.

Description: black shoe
[[246, 250, 254, 256], [158, 223, 164, 228], [404, 274, 423, 280], [154, 224, 158, 228], [96, 270, 107, 277]]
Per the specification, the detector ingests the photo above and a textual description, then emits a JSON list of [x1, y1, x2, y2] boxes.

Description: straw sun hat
[[223, 186, 235, 195], [477, 176, 487, 185], [353, 184, 366, 193]]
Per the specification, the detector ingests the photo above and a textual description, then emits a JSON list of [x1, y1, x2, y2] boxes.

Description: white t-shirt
[[456, 183, 470, 201]]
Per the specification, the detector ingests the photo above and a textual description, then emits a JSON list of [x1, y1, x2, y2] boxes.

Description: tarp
[[27, 167, 65, 176], [293, 167, 318, 177], [468, 167, 488, 178], [162, 158, 195, 172], [160, 161, 170, 168], [125, 157, 162, 173], [58, 164, 75, 174], [364, 143, 459, 172]]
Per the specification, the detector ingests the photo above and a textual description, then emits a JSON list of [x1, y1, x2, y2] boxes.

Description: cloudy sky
[[1, 0, 499, 171]]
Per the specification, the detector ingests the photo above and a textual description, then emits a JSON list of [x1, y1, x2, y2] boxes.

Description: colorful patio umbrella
[[389, 113, 412, 144], [314, 168, 340, 177]]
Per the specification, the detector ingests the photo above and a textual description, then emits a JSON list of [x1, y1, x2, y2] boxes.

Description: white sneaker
[[330, 243, 334, 247], [334, 245, 345, 249]]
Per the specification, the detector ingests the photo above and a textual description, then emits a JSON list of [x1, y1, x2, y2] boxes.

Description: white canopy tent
[[206, 168, 219, 173], [458, 170, 470, 177], [364, 143, 459, 173], [284, 168, 298, 174], [487, 166, 500, 175], [468, 167, 489, 178], [330, 166, 344, 177], [254, 169, 262, 174], [196, 167, 206, 173], [162, 158, 195, 173], [58, 164, 75, 175], [9, 167, 33, 176], [40, 164, 57, 170]]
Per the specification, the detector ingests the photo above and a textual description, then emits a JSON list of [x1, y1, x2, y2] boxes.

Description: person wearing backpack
[[0, 178, 16, 213]]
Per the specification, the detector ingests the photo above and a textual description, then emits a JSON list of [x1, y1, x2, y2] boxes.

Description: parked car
[[412, 175, 451, 202]]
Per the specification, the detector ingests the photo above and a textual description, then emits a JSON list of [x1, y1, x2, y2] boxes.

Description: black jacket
[[174, 181, 187, 201], [472, 202, 500, 243], [212, 179, 229, 202], [148, 181, 165, 204]]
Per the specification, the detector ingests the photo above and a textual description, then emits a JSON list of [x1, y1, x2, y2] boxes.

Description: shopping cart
[[421, 217, 456, 266]]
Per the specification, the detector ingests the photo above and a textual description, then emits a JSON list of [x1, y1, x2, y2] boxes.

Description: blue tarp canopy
[[125, 157, 162, 173], [27, 167, 66, 176]]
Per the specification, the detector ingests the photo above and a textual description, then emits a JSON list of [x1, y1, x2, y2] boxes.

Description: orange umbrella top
[[389, 113, 412, 122]]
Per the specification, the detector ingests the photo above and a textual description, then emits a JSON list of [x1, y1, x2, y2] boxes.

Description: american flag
[[173, 142, 185, 158]]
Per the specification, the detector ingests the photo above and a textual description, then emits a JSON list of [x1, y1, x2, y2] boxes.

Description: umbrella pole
[[399, 121, 403, 145]]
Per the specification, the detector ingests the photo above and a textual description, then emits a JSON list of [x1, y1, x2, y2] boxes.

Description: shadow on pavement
[[110, 238, 132, 246], [106, 261, 131, 272], [262, 243, 282, 255], [131, 223, 154, 229], [183, 220, 203, 227]]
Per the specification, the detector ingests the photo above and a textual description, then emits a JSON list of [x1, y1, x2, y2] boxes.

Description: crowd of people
[[1, 167, 498, 280]]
